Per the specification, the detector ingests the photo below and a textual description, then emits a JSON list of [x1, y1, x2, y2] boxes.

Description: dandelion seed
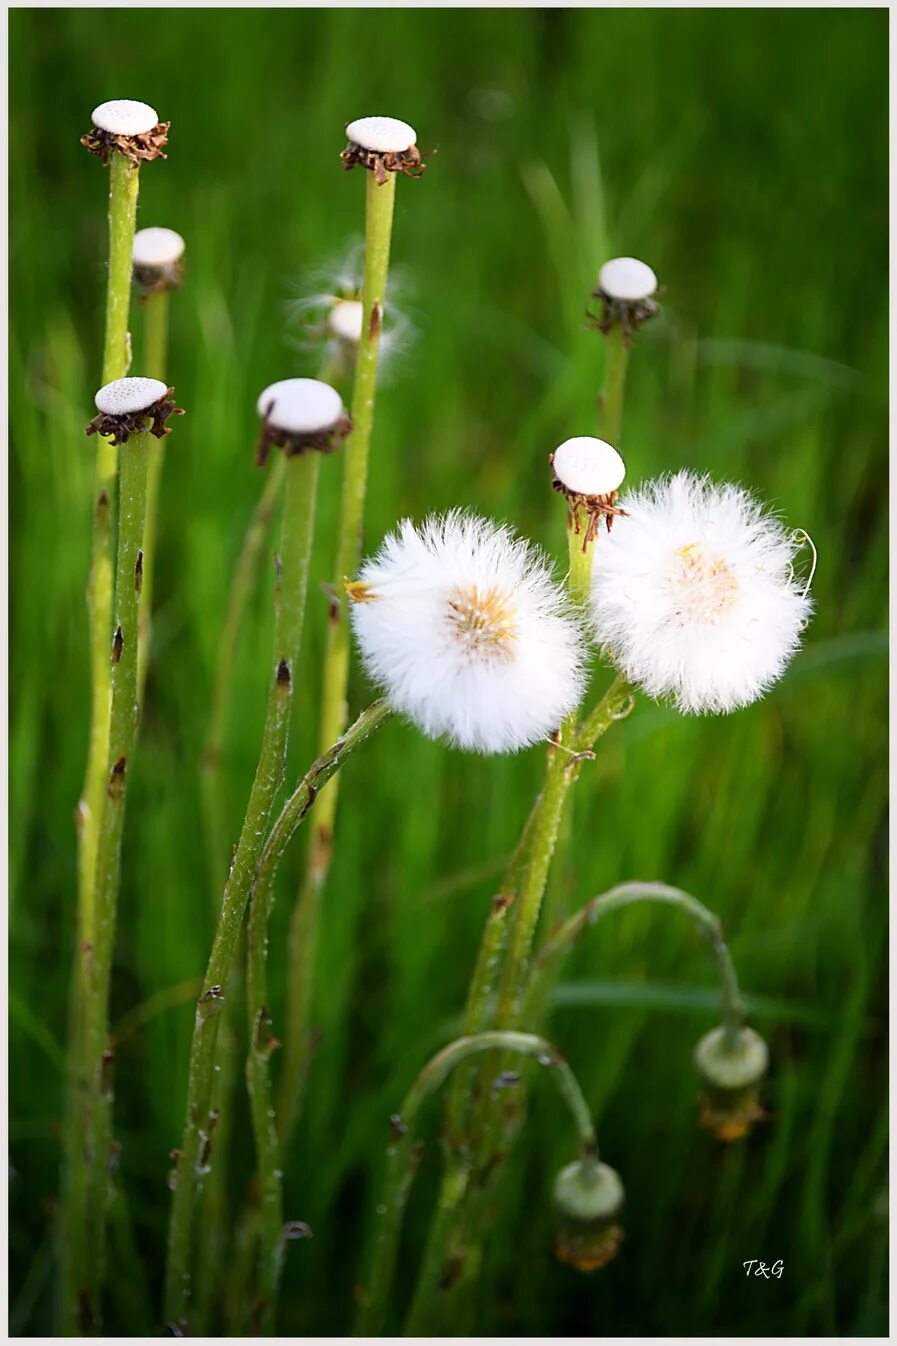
[[349, 511, 587, 754], [590, 471, 813, 714]]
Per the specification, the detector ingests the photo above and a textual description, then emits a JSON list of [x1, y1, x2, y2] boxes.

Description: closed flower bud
[[553, 1157, 624, 1273], [694, 1025, 769, 1142]]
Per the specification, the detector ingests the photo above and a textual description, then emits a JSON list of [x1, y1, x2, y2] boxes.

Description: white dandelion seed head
[[256, 378, 344, 435], [590, 471, 813, 715], [553, 437, 626, 497], [598, 257, 657, 303], [328, 298, 364, 344], [95, 376, 168, 415], [132, 226, 185, 268], [91, 99, 159, 136], [345, 116, 417, 154], [350, 511, 588, 754]]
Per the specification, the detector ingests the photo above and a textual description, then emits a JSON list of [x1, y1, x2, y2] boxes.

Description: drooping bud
[[550, 436, 627, 544], [589, 255, 659, 344], [694, 1025, 769, 1142], [254, 378, 351, 466], [553, 1156, 624, 1273]]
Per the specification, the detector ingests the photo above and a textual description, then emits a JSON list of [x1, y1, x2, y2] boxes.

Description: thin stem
[[353, 1031, 595, 1338], [279, 169, 397, 1145], [600, 323, 629, 447], [137, 289, 171, 700], [525, 881, 746, 1042], [402, 1162, 470, 1336], [72, 425, 151, 1328], [244, 697, 392, 1333], [165, 449, 319, 1330]]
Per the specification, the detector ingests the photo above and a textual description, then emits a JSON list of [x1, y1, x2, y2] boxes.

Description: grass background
[[9, 7, 888, 1337]]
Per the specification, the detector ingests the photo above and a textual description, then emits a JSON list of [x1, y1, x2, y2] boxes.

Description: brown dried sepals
[[134, 257, 185, 301], [340, 138, 426, 185], [80, 120, 170, 166], [254, 409, 352, 468], [555, 1219, 624, 1273], [698, 1085, 767, 1143], [85, 388, 185, 446], [587, 286, 659, 347], [551, 466, 628, 547]]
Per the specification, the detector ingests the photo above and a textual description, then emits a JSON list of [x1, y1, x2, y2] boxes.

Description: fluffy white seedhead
[[95, 376, 168, 415], [256, 378, 344, 434], [553, 437, 625, 497], [590, 472, 813, 715], [350, 512, 587, 753], [328, 298, 364, 344], [132, 226, 185, 267], [599, 256, 657, 302], [345, 116, 416, 153], [91, 99, 159, 136]]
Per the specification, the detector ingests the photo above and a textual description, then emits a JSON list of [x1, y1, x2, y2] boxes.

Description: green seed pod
[[553, 1157, 624, 1273], [694, 1025, 769, 1142]]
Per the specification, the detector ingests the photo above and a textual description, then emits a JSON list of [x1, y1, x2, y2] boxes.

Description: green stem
[[353, 1031, 595, 1338], [600, 323, 629, 446], [525, 881, 746, 1042], [278, 169, 397, 1145], [402, 1162, 470, 1336], [74, 425, 150, 1328], [136, 289, 170, 700], [244, 698, 392, 1333], [165, 450, 319, 1330]]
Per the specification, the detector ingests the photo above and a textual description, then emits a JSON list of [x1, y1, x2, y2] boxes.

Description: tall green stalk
[[245, 698, 392, 1332], [279, 170, 397, 1144], [600, 323, 629, 446], [66, 424, 151, 1330], [165, 449, 319, 1330], [137, 289, 171, 699]]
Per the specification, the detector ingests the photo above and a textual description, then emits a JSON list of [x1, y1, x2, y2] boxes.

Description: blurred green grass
[[9, 7, 887, 1336]]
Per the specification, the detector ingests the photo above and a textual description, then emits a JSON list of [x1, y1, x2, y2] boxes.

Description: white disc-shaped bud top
[[345, 116, 416, 154], [552, 436, 625, 497], [598, 256, 657, 302], [95, 376, 168, 416], [256, 379, 344, 435], [132, 226, 185, 268], [328, 298, 364, 344], [91, 99, 159, 136]]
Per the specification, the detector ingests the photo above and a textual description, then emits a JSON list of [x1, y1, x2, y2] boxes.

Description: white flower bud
[[256, 379, 344, 436], [345, 116, 417, 154], [95, 377, 168, 416], [598, 256, 657, 303], [328, 298, 364, 345], [132, 227, 185, 268], [91, 100, 159, 136], [552, 437, 625, 498]]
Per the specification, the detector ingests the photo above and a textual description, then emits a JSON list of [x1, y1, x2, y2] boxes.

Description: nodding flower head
[[286, 240, 412, 370], [86, 377, 184, 445], [81, 99, 169, 165], [348, 511, 587, 754], [694, 1026, 769, 1143], [254, 378, 351, 466], [551, 437, 627, 544], [553, 1157, 625, 1273], [341, 115, 425, 184], [590, 472, 813, 715], [589, 255, 659, 344], [132, 226, 185, 298]]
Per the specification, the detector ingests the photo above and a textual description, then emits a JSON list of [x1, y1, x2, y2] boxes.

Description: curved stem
[[165, 450, 319, 1330], [279, 169, 397, 1145], [244, 698, 392, 1332], [525, 880, 745, 1043], [136, 289, 170, 701], [353, 1031, 595, 1338]]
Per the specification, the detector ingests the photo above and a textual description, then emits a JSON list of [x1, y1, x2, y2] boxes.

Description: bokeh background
[[10, 8, 888, 1337]]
